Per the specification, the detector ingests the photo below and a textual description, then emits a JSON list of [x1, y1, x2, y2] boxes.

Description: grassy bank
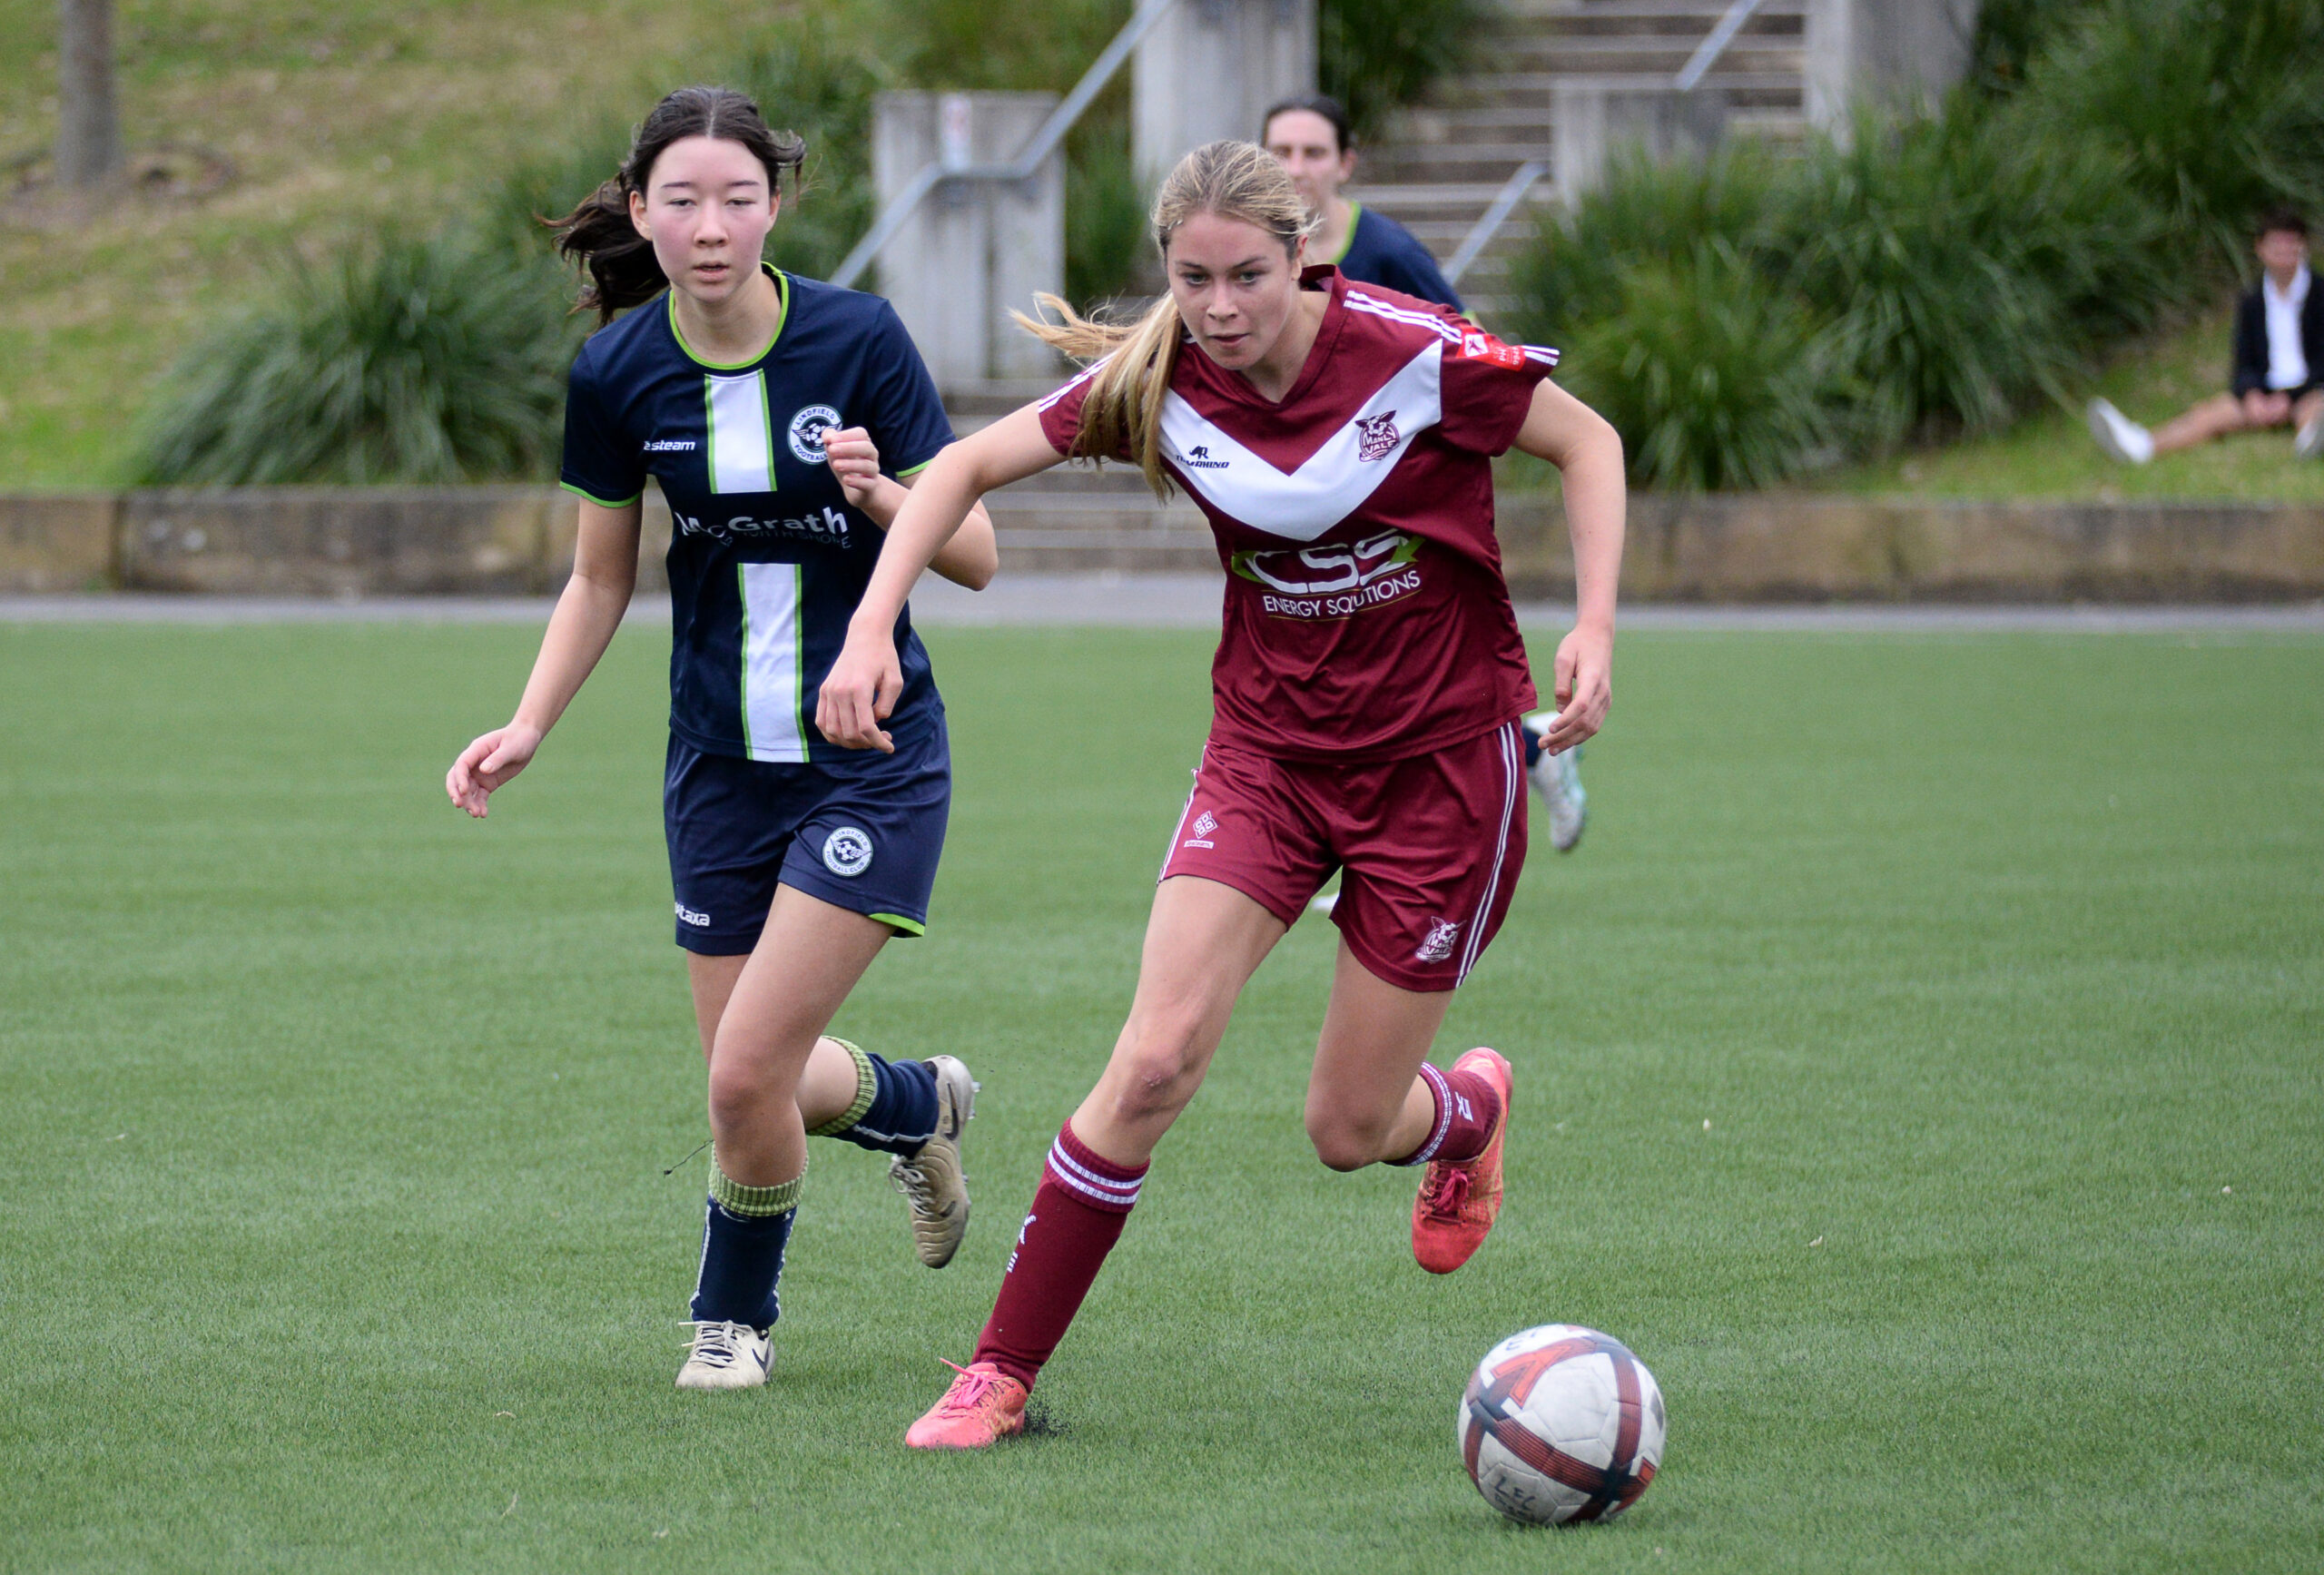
[[0, 0, 781, 488], [1815, 302, 2324, 504]]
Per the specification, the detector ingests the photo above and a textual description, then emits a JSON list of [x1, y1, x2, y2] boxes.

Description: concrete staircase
[[1354, 0, 1808, 320], [953, 2, 1812, 572], [947, 388, 1220, 572]]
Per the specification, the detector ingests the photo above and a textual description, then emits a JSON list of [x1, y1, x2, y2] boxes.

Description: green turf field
[[2, 619, 2319, 1572]]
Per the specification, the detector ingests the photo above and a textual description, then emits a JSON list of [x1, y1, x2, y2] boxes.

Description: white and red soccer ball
[[1459, 1324, 1666, 1526]]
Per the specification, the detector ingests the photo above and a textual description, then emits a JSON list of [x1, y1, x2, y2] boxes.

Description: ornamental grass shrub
[[134, 234, 574, 487], [1556, 241, 1847, 492], [1508, 0, 2324, 490]]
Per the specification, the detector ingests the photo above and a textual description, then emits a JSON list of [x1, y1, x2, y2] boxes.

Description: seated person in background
[[1261, 94, 1463, 310], [2090, 208, 2324, 464]]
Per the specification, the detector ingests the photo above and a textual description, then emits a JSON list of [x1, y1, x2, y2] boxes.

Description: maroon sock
[[972, 1121, 1147, 1391], [1391, 1062, 1503, 1166]]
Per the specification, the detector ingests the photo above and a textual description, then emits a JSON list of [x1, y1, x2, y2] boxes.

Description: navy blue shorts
[[663, 717, 950, 954]]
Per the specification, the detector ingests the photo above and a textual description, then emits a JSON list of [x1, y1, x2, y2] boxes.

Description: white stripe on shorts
[[1456, 722, 1521, 983]]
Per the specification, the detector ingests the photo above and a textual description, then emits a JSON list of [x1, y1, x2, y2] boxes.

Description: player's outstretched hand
[[822, 426, 883, 510], [1544, 623, 1611, 754], [817, 632, 901, 753], [446, 723, 543, 818]]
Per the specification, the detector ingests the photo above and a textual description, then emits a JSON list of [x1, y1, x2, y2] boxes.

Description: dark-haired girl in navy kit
[[446, 85, 999, 1391]]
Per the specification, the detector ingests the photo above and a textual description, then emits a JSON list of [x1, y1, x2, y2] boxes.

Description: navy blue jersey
[[1334, 202, 1462, 312], [559, 265, 955, 763]]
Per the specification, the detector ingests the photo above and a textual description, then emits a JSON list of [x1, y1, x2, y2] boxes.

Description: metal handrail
[[1675, 0, 1768, 93], [1443, 160, 1548, 286], [1435, 0, 1770, 289], [829, 0, 1179, 290]]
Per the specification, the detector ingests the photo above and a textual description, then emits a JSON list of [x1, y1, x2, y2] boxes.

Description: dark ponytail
[[549, 85, 807, 325]]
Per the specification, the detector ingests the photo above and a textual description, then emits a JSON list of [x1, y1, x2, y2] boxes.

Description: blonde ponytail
[[1013, 140, 1315, 498]]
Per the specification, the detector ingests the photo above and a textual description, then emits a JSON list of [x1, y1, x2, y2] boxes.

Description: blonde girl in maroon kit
[[819, 141, 1626, 1449]]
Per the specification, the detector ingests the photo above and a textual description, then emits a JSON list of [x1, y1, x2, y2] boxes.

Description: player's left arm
[[822, 427, 999, 591], [1510, 378, 1624, 753]]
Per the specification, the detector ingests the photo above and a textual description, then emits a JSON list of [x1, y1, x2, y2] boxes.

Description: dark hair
[[1261, 94, 1354, 156], [550, 86, 806, 325], [2257, 205, 2309, 240]]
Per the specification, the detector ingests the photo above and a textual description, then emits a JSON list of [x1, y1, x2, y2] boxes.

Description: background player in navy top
[[1261, 97, 1591, 847], [444, 86, 998, 1393], [1262, 95, 1462, 311]]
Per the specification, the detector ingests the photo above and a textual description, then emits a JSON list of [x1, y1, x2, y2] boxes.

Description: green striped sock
[[805, 1038, 876, 1137], [708, 1152, 804, 1217]]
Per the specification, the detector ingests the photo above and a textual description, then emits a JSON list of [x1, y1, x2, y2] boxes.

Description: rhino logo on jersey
[[1354, 411, 1401, 462]]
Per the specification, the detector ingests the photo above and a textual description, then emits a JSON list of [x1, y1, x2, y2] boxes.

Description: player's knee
[[1305, 1109, 1392, 1173], [1109, 1045, 1200, 1122], [1104, 1012, 1209, 1122], [704, 1052, 787, 1129]]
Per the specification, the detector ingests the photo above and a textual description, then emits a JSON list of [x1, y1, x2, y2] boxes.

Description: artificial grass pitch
[[0, 618, 2317, 1573]]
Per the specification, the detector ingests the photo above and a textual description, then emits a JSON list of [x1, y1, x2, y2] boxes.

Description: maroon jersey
[[1038, 267, 1558, 763]]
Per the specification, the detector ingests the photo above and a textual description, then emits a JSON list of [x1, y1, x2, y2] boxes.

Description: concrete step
[[1362, 146, 1551, 186], [993, 529, 1219, 573], [988, 465, 1163, 497], [1444, 69, 1802, 100], [1498, 0, 1804, 19]]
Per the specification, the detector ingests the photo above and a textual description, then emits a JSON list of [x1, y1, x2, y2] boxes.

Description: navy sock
[[1521, 725, 1543, 770], [690, 1198, 795, 1331], [809, 1039, 940, 1157]]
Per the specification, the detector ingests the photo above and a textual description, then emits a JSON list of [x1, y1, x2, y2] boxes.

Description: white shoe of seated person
[[2296, 414, 2324, 461], [2086, 399, 2154, 465]]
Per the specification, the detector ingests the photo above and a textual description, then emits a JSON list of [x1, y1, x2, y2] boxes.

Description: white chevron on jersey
[[1157, 342, 1445, 544]]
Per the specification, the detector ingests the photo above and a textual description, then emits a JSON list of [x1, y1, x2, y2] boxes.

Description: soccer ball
[[1458, 1324, 1666, 1526]]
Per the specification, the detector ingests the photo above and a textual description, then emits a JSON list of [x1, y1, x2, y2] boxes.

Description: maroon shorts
[[1159, 721, 1529, 992]]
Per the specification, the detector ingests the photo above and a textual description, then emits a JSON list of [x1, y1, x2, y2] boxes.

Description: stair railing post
[[872, 91, 1065, 391], [1805, 0, 1978, 134], [1133, 0, 1315, 182]]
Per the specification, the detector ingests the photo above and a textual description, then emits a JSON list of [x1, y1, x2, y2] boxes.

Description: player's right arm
[[446, 497, 642, 816], [817, 402, 1065, 752]]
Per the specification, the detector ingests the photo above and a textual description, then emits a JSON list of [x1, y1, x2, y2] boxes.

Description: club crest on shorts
[[1416, 916, 1462, 964], [822, 825, 874, 877], [1354, 411, 1401, 462], [788, 404, 842, 465]]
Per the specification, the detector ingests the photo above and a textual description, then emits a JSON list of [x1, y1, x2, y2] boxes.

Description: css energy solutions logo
[[1232, 530, 1423, 619]]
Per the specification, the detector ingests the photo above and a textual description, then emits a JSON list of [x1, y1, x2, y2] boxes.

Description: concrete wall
[[5, 489, 2321, 603], [872, 92, 1065, 389], [1806, 0, 1979, 129], [1134, 0, 1316, 180], [1, 493, 119, 591], [1554, 86, 1733, 205], [1493, 494, 2324, 603], [5, 489, 673, 597]]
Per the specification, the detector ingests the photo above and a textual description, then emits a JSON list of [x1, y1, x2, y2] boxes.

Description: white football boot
[[2087, 399, 2155, 465], [2296, 413, 2324, 460], [890, 1056, 976, 1268], [1523, 711, 1588, 853], [676, 1319, 771, 1390]]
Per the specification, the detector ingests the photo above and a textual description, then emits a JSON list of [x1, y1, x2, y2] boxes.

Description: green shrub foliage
[[1068, 117, 1149, 307], [1322, 0, 1483, 142], [2014, 0, 2324, 266], [136, 235, 575, 486], [1558, 242, 1845, 492], [1508, 0, 2324, 489]]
